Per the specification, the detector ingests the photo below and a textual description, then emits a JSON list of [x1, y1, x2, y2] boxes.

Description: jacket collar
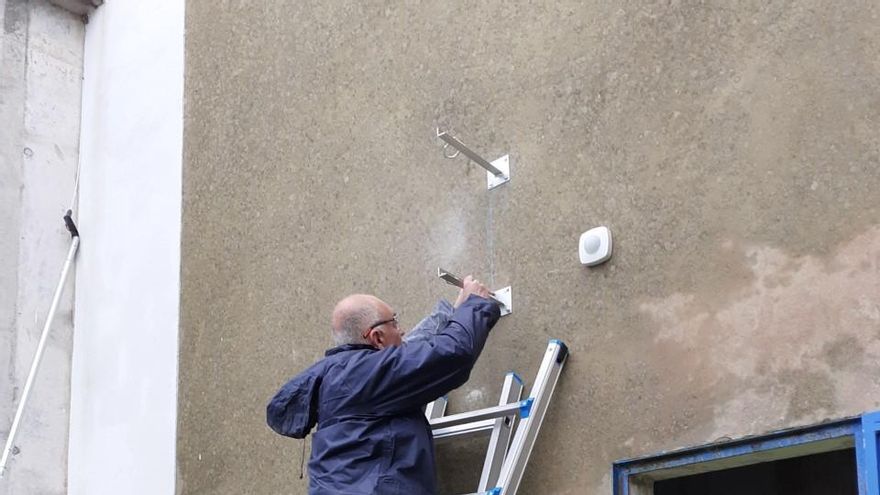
[[325, 343, 376, 357]]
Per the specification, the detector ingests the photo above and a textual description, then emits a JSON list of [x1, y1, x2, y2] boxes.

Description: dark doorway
[[653, 448, 857, 495]]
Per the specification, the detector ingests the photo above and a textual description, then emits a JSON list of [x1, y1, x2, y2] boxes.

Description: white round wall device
[[579, 226, 612, 266]]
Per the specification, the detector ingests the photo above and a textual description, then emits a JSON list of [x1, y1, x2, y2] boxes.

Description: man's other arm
[[359, 294, 500, 415]]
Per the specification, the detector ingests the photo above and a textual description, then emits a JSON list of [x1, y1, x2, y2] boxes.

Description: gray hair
[[331, 304, 379, 346]]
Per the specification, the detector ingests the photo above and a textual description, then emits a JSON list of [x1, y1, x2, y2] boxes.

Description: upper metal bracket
[[437, 129, 511, 190]]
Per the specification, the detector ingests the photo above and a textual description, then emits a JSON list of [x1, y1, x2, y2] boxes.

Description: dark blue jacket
[[267, 295, 501, 494]]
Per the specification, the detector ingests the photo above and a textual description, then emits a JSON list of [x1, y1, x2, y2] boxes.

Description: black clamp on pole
[[63, 209, 79, 238]]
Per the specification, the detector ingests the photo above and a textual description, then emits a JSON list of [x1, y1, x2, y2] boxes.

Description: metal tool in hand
[[437, 267, 512, 316], [437, 267, 496, 297]]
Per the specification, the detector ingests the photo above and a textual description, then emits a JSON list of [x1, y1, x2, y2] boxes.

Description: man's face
[[366, 300, 404, 348]]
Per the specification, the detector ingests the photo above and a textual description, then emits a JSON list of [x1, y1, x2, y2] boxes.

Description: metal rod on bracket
[[437, 129, 505, 177], [438, 267, 496, 297], [437, 267, 512, 316]]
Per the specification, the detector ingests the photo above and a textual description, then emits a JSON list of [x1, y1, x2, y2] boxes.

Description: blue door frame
[[857, 411, 880, 495], [613, 411, 880, 495]]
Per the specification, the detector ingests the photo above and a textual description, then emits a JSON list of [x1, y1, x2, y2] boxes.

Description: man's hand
[[453, 275, 491, 308]]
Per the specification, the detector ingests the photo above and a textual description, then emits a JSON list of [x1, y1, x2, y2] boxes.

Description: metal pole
[[0, 216, 79, 478]]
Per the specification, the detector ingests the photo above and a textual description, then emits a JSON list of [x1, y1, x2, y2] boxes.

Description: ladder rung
[[429, 401, 524, 430], [433, 418, 496, 443]]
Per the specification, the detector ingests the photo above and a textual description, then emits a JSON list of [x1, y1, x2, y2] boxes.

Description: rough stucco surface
[[179, 2, 880, 494]]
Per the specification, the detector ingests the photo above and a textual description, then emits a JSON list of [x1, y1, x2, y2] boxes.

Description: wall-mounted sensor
[[579, 226, 612, 266]]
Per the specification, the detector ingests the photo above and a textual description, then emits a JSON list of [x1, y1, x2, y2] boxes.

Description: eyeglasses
[[362, 313, 398, 340]]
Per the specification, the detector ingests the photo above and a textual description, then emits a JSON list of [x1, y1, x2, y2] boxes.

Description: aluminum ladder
[[426, 339, 568, 495]]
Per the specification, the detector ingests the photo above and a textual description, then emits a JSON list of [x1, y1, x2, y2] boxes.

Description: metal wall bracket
[[437, 267, 512, 316], [437, 129, 511, 190], [486, 155, 510, 190], [492, 286, 513, 317]]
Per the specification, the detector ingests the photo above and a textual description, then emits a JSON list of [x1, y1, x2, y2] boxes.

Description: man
[[267, 276, 501, 494]]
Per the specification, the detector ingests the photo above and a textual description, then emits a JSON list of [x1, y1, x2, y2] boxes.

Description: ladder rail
[[425, 396, 448, 420], [494, 340, 568, 495], [429, 340, 568, 495], [479, 372, 523, 491]]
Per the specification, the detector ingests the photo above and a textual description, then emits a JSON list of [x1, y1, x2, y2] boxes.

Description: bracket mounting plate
[[487, 155, 511, 190], [493, 286, 512, 317]]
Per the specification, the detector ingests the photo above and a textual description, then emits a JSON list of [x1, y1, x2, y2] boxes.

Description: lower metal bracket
[[437, 267, 512, 316]]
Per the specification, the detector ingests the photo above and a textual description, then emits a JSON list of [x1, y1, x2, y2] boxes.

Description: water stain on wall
[[639, 226, 880, 441]]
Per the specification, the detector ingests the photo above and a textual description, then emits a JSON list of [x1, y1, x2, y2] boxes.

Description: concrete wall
[[68, 1, 184, 494], [47, 0, 100, 17], [0, 0, 83, 493], [180, 2, 880, 494]]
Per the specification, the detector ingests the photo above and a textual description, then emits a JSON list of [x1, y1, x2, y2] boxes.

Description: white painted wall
[[0, 1, 84, 493], [69, 1, 184, 493]]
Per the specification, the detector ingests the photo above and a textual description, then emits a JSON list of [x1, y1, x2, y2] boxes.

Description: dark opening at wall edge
[[613, 412, 880, 495]]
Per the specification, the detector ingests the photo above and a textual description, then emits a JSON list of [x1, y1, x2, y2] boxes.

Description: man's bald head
[[330, 294, 381, 346]]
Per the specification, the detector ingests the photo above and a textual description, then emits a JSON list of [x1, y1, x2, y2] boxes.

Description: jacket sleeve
[[266, 369, 321, 438], [356, 294, 501, 415]]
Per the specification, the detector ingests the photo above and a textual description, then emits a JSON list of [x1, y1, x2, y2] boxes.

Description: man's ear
[[367, 329, 384, 349]]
